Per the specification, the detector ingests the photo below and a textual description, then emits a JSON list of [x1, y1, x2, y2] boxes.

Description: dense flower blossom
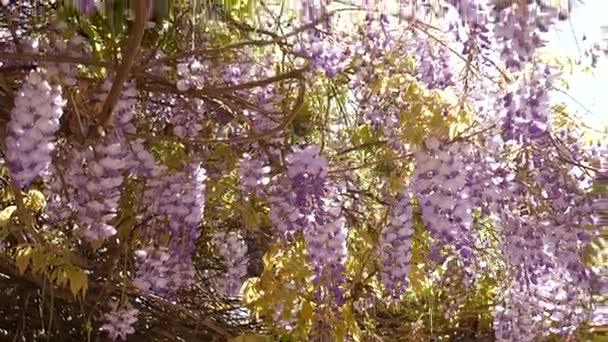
[[175, 58, 212, 91], [131, 162, 206, 297], [100, 301, 139, 341], [293, 30, 350, 78], [1, 1, 603, 340], [492, 4, 557, 70], [418, 43, 454, 90], [5, 69, 65, 188], [97, 79, 138, 133], [142, 163, 206, 253], [211, 231, 249, 297]]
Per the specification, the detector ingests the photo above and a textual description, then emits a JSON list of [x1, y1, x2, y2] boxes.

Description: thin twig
[[0, 51, 113, 68], [134, 74, 307, 145], [140, 9, 344, 69]]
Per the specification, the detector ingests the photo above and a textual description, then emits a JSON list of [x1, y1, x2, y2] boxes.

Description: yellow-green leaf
[[229, 335, 272, 342], [299, 301, 314, 322], [237, 202, 259, 230], [24, 190, 46, 212], [30, 248, 47, 273], [15, 245, 34, 275], [0, 205, 16, 226], [65, 266, 88, 297]]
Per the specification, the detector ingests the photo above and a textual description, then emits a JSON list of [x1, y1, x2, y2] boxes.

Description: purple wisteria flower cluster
[[379, 189, 414, 300], [100, 301, 139, 341], [412, 138, 475, 263], [5, 69, 65, 188], [492, 4, 557, 70], [285, 146, 347, 310], [132, 247, 196, 298], [211, 231, 249, 297], [0, 1, 603, 340], [293, 30, 350, 78], [131, 162, 206, 298]]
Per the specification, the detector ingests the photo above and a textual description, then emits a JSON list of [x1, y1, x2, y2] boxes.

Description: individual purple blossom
[[5, 69, 65, 188], [100, 301, 138, 341]]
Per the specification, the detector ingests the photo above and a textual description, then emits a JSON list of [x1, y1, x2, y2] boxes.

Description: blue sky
[[544, 0, 608, 132]]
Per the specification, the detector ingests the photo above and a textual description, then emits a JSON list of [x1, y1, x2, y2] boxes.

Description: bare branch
[[96, 1, 150, 134]]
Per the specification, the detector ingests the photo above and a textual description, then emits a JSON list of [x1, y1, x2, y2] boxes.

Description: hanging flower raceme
[[45, 77, 138, 241], [74, 139, 128, 241], [492, 4, 557, 70], [5, 69, 65, 188], [284, 145, 348, 310], [411, 138, 475, 264], [142, 163, 206, 254], [417, 43, 454, 90], [132, 247, 196, 298], [100, 300, 139, 341], [379, 189, 415, 300], [133, 162, 206, 297], [211, 231, 249, 297], [499, 66, 558, 144]]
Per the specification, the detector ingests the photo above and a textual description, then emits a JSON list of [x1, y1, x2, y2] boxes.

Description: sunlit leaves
[[12, 244, 88, 297]]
